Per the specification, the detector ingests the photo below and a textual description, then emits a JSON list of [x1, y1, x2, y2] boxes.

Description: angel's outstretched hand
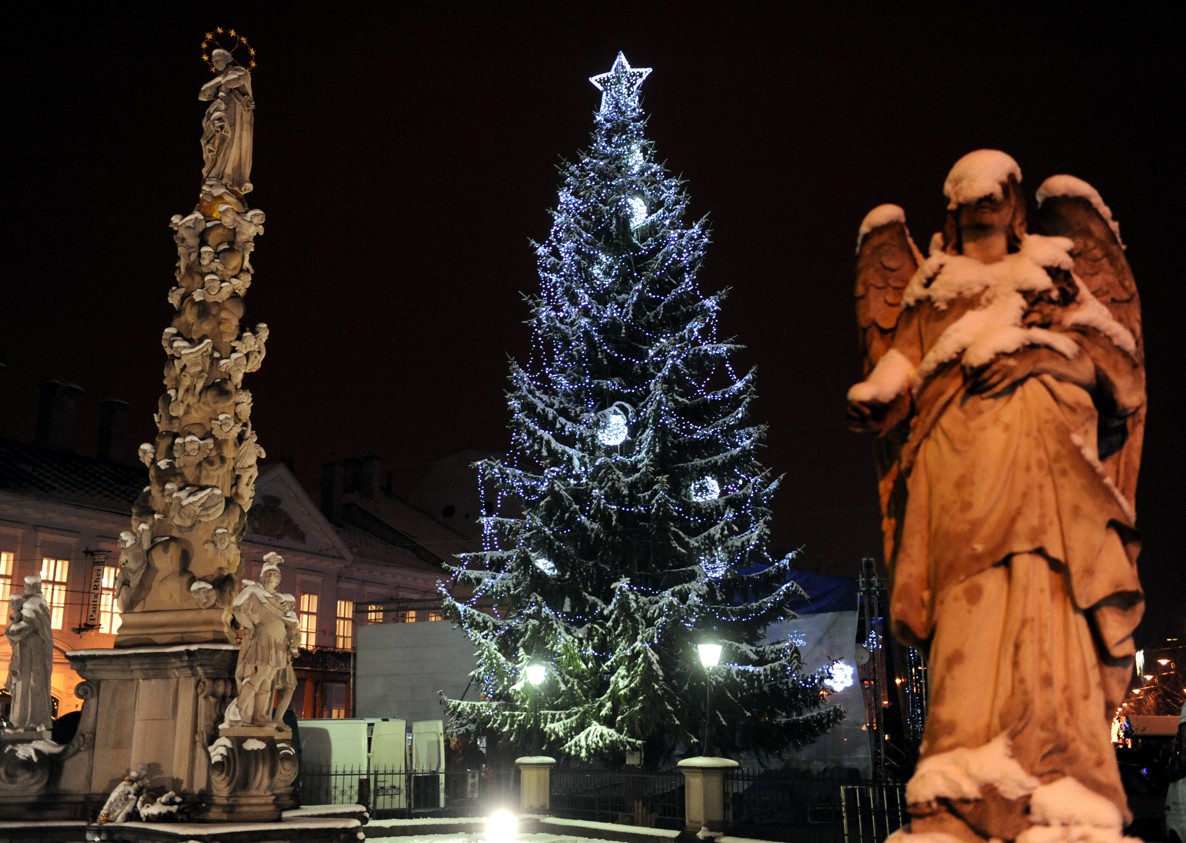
[[967, 346, 1094, 397]]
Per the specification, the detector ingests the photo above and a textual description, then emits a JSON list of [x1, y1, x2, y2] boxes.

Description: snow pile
[[9, 738, 66, 761], [943, 150, 1022, 208], [857, 203, 907, 251], [1062, 280, 1137, 356], [848, 348, 913, 404], [906, 734, 1039, 804], [1037, 175, 1124, 249], [851, 233, 1113, 403], [1019, 773, 1119, 834], [906, 236, 1086, 385]]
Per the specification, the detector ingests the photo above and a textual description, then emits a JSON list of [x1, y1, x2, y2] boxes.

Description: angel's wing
[[1036, 176, 1144, 511], [855, 205, 921, 375], [854, 205, 920, 566], [1036, 176, 1142, 360]]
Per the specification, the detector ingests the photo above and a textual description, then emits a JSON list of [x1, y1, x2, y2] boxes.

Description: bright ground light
[[486, 809, 518, 842]]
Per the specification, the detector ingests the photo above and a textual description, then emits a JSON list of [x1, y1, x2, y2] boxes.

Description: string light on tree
[[627, 197, 648, 229], [690, 477, 721, 502], [701, 549, 728, 580], [597, 409, 629, 446], [440, 52, 842, 762]]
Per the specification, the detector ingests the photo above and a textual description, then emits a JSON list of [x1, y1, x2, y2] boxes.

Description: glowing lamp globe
[[525, 662, 547, 686], [697, 642, 723, 668]]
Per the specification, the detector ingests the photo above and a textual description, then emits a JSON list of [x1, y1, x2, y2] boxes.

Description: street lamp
[[698, 642, 722, 756], [525, 661, 547, 752]]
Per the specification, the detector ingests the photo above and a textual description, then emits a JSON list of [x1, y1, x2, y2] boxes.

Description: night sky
[[2, 6, 1181, 643]]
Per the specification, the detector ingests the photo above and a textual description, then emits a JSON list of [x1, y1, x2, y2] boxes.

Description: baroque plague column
[[51, 34, 297, 821]]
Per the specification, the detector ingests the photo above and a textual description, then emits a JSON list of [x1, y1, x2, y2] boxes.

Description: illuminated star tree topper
[[589, 51, 652, 114]]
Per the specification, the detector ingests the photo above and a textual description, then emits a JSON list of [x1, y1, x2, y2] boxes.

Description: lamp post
[[526, 661, 546, 752], [697, 642, 722, 756]]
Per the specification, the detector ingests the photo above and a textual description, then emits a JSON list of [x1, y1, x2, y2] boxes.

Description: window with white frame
[[298, 592, 319, 649], [335, 599, 354, 649], [40, 557, 71, 630]]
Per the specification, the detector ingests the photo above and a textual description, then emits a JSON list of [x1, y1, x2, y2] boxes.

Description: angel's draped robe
[[887, 295, 1143, 819]]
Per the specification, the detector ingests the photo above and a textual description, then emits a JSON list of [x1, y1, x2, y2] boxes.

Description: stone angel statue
[[847, 150, 1144, 840]]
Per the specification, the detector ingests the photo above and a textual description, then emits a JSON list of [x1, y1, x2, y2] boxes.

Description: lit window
[[399, 610, 418, 624], [336, 599, 354, 649], [427, 609, 443, 622], [366, 603, 384, 623], [299, 592, 319, 649], [0, 551, 13, 606], [40, 557, 70, 630], [326, 683, 348, 719], [98, 565, 121, 634]]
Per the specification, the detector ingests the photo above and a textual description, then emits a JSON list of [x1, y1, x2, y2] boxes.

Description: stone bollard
[[516, 756, 557, 815], [677, 757, 739, 835]]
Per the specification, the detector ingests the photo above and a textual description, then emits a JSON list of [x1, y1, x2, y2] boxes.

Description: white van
[[1165, 702, 1186, 843]]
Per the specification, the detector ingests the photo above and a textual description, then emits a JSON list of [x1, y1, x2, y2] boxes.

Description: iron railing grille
[[300, 766, 518, 819], [550, 768, 684, 829], [728, 769, 907, 843]]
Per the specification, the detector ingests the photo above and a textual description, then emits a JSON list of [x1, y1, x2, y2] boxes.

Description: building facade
[[1, 433, 475, 723]]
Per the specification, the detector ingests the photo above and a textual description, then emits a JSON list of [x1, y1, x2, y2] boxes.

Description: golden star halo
[[200, 28, 257, 73]]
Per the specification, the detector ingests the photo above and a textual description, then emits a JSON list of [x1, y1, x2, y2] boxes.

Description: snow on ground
[[361, 832, 631, 843]]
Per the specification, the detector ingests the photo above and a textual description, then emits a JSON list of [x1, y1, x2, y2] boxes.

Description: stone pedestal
[[516, 755, 556, 814], [0, 729, 57, 816], [115, 608, 231, 648], [677, 757, 738, 835], [206, 727, 297, 821], [58, 644, 239, 818]]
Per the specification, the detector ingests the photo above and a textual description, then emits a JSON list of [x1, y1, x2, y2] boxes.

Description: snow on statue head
[[260, 552, 283, 587], [942, 149, 1022, 209], [939, 149, 1027, 256]]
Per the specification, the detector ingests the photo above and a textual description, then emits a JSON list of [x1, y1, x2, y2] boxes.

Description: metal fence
[[550, 768, 684, 829], [729, 769, 907, 843], [298, 763, 906, 840], [300, 766, 517, 819]]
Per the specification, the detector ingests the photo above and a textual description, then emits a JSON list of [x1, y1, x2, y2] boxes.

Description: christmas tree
[[442, 53, 842, 764]]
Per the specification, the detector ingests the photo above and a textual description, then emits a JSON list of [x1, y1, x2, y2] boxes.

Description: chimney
[[361, 455, 382, 501], [322, 462, 344, 523], [34, 380, 84, 451], [97, 399, 130, 462]]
